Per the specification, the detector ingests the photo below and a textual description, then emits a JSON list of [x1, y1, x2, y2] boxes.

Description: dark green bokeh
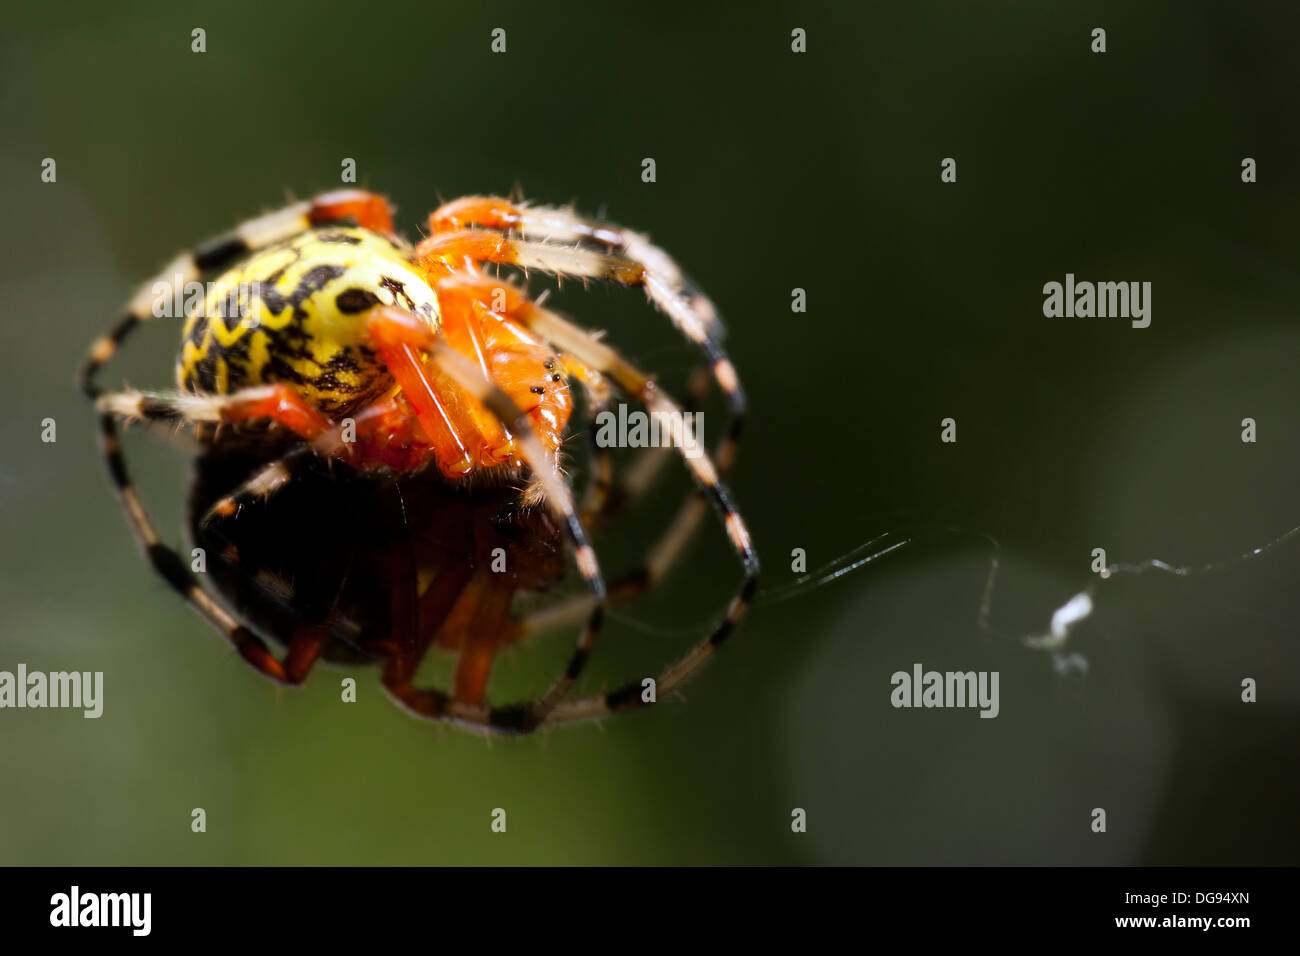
[[2, 0, 1298, 864]]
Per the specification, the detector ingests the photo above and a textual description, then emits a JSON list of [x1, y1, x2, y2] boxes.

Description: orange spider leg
[[236, 623, 327, 684], [417, 231, 515, 279], [381, 559, 476, 720], [307, 189, 396, 235], [427, 196, 633, 253], [415, 231, 647, 286], [218, 383, 333, 437], [431, 568, 515, 706], [428, 196, 527, 234]]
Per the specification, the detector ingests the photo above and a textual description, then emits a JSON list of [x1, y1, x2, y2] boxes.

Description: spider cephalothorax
[[81, 189, 757, 734]]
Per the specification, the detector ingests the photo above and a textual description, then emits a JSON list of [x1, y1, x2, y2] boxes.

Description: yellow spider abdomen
[[177, 227, 441, 415]]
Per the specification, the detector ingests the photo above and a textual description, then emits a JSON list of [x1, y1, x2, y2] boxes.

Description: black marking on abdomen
[[259, 264, 347, 319], [379, 276, 417, 313], [335, 288, 381, 313], [315, 231, 364, 244]]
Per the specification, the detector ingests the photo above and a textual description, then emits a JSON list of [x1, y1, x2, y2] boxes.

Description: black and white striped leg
[[91, 406, 326, 685], [502, 306, 758, 727], [94, 387, 328, 527], [79, 192, 394, 684], [515, 364, 734, 639]]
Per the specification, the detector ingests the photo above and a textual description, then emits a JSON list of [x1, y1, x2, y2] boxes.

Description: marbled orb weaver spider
[[80, 189, 758, 735]]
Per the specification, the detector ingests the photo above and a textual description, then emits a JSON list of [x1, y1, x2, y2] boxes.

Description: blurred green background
[[2, 0, 1299, 864]]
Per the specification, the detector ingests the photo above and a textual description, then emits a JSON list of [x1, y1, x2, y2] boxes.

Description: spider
[[79, 189, 759, 734]]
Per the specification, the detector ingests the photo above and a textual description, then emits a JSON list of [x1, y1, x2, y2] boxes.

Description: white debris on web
[[1025, 589, 1094, 650], [1022, 589, 1094, 675]]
